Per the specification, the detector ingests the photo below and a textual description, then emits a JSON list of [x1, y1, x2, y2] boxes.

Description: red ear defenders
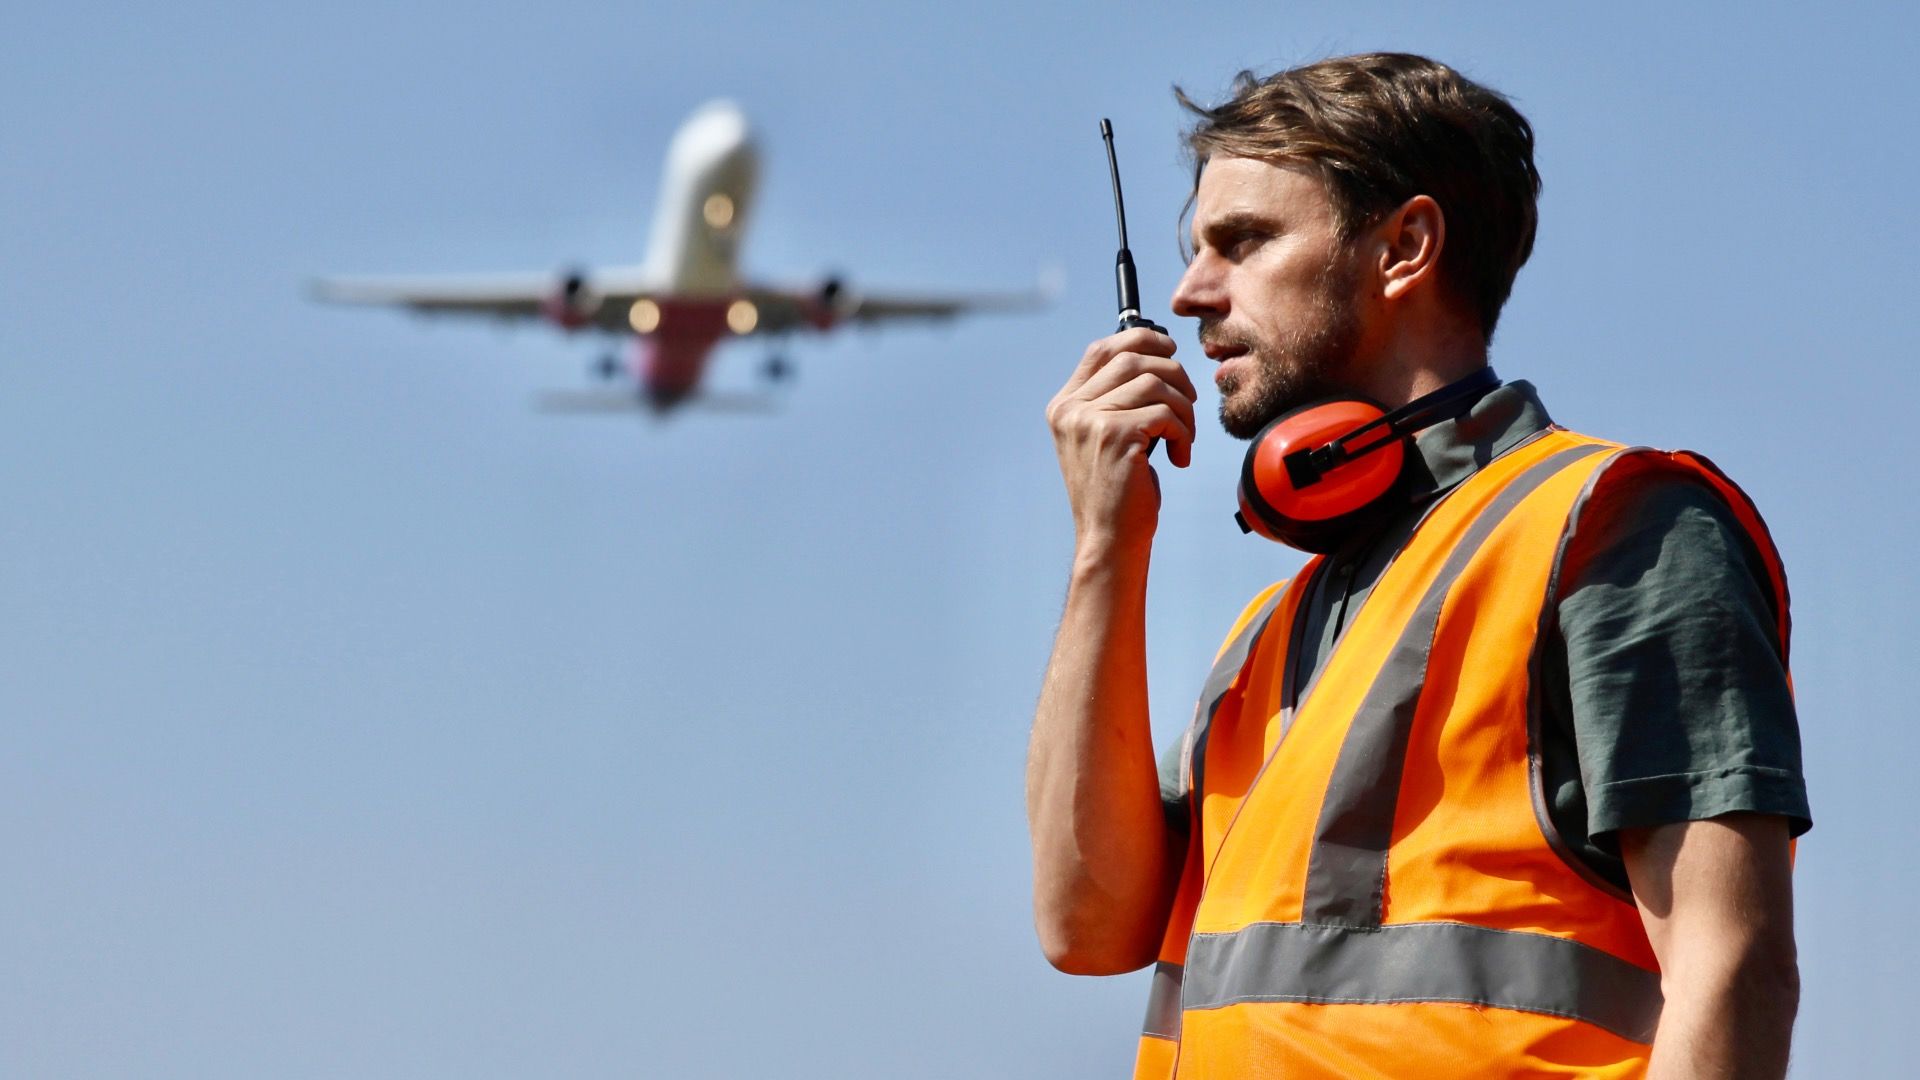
[[1235, 367, 1502, 552]]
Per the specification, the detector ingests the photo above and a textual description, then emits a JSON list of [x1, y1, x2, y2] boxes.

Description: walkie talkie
[[1100, 119, 1166, 337], [1100, 119, 1172, 463]]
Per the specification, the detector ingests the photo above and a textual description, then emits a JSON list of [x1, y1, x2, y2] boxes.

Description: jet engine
[[541, 268, 602, 330], [811, 274, 856, 329]]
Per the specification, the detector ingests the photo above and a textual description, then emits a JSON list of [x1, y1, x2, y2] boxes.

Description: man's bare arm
[[1621, 813, 1799, 1080], [1026, 328, 1195, 975]]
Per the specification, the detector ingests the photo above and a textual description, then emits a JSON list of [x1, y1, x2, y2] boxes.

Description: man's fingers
[[1056, 372, 1197, 469], [1091, 378, 1196, 457], [1166, 433, 1192, 470], [1101, 371, 1197, 434], [1063, 329, 1179, 393], [1048, 340, 1197, 473], [1127, 402, 1196, 466], [1074, 351, 1197, 405], [1054, 378, 1195, 459]]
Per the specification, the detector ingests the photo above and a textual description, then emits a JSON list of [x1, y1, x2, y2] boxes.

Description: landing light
[[727, 299, 759, 335], [704, 193, 735, 229], [629, 298, 661, 334]]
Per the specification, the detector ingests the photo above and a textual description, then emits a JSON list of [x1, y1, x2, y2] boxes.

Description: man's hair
[[1178, 53, 1541, 338]]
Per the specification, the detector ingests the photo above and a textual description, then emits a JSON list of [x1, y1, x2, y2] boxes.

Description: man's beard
[[1205, 257, 1363, 440]]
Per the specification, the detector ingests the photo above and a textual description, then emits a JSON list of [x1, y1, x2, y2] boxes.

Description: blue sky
[[2, 2, 1914, 1075]]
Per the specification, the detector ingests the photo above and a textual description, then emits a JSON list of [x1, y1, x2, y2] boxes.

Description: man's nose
[[1170, 256, 1223, 319]]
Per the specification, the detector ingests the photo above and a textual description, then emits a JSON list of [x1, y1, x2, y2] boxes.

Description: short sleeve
[[1544, 463, 1810, 865], [1158, 737, 1190, 834]]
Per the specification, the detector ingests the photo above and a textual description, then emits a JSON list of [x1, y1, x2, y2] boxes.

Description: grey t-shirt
[[1159, 380, 1810, 893]]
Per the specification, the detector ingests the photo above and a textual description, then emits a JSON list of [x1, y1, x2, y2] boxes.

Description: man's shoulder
[[1545, 438, 1785, 600]]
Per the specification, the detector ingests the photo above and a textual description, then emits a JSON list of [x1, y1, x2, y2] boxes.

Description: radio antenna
[[1099, 119, 1162, 334], [1101, 119, 1131, 251]]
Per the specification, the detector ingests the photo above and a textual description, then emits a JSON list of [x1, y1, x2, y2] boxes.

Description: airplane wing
[[739, 277, 1056, 335], [843, 287, 1053, 324], [309, 268, 656, 332], [312, 269, 1055, 336]]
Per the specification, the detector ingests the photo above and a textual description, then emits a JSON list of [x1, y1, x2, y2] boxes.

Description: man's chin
[[1218, 397, 1269, 441], [1219, 366, 1354, 439], [1215, 376, 1260, 439]]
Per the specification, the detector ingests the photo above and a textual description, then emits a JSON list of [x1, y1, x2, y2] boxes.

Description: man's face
[[1171, 156, 1368, 439]]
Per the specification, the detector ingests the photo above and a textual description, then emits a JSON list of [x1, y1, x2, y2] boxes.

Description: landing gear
[[592, 352, 621, 381]]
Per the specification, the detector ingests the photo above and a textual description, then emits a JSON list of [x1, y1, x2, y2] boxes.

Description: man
[[1027, 54, 1808, 1079]]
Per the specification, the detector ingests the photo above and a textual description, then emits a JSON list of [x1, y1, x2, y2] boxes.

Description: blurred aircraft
[[312, 100, 1051, 414]]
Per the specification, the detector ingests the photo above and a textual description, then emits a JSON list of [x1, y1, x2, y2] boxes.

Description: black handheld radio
[[1100, 119, 1170, 462], [1099, 119, 1166, 337]]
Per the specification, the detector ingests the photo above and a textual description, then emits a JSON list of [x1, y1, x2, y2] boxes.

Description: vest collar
[[1402, 378, 1554, 506]]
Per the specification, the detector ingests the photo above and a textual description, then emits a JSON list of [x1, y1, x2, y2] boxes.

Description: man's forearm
[[1026, 548, 1176, 975]]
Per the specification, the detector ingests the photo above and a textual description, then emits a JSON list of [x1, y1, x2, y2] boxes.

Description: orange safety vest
[[1133, 428, 1791, 1080]]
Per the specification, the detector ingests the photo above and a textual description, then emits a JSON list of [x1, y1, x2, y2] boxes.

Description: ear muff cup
[[1238, 397, 1411, 552]]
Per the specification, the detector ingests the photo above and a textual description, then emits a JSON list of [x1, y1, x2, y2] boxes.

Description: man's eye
[[1226, 232, 1264, 257]]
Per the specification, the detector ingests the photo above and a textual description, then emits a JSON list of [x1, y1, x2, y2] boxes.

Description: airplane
[[312, 100, 1052, 414]]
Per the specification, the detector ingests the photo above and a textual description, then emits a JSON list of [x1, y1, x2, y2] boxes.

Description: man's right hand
[[1045, 328, 1197, 557]]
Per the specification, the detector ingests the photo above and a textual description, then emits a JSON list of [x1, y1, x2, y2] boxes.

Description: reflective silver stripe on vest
[[1184, 920, 1663, 1044], [1185, 584, 1294, 803], [1300, 444, 1609, 927], [1140, 961, 1183, 1039]]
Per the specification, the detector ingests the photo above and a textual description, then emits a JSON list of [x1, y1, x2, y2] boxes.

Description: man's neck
[[1355, 317, 1489, 409]]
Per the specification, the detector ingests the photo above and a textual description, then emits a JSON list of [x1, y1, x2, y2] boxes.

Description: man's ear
[[1376, 195, 1446, 302]]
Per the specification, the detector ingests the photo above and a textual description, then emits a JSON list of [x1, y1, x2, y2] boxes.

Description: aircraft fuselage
[[615, 101, 759, 408]]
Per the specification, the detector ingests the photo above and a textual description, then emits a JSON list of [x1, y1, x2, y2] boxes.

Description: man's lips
[[1204, 339, 1250, 383], [1212, 349, 1250, 387]]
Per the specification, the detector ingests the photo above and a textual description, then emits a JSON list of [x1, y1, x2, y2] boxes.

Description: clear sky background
[[3, 2, 1914, 1076]]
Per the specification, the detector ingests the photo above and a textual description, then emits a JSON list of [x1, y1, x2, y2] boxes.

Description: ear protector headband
[[1235, 367, 1502, 552]]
